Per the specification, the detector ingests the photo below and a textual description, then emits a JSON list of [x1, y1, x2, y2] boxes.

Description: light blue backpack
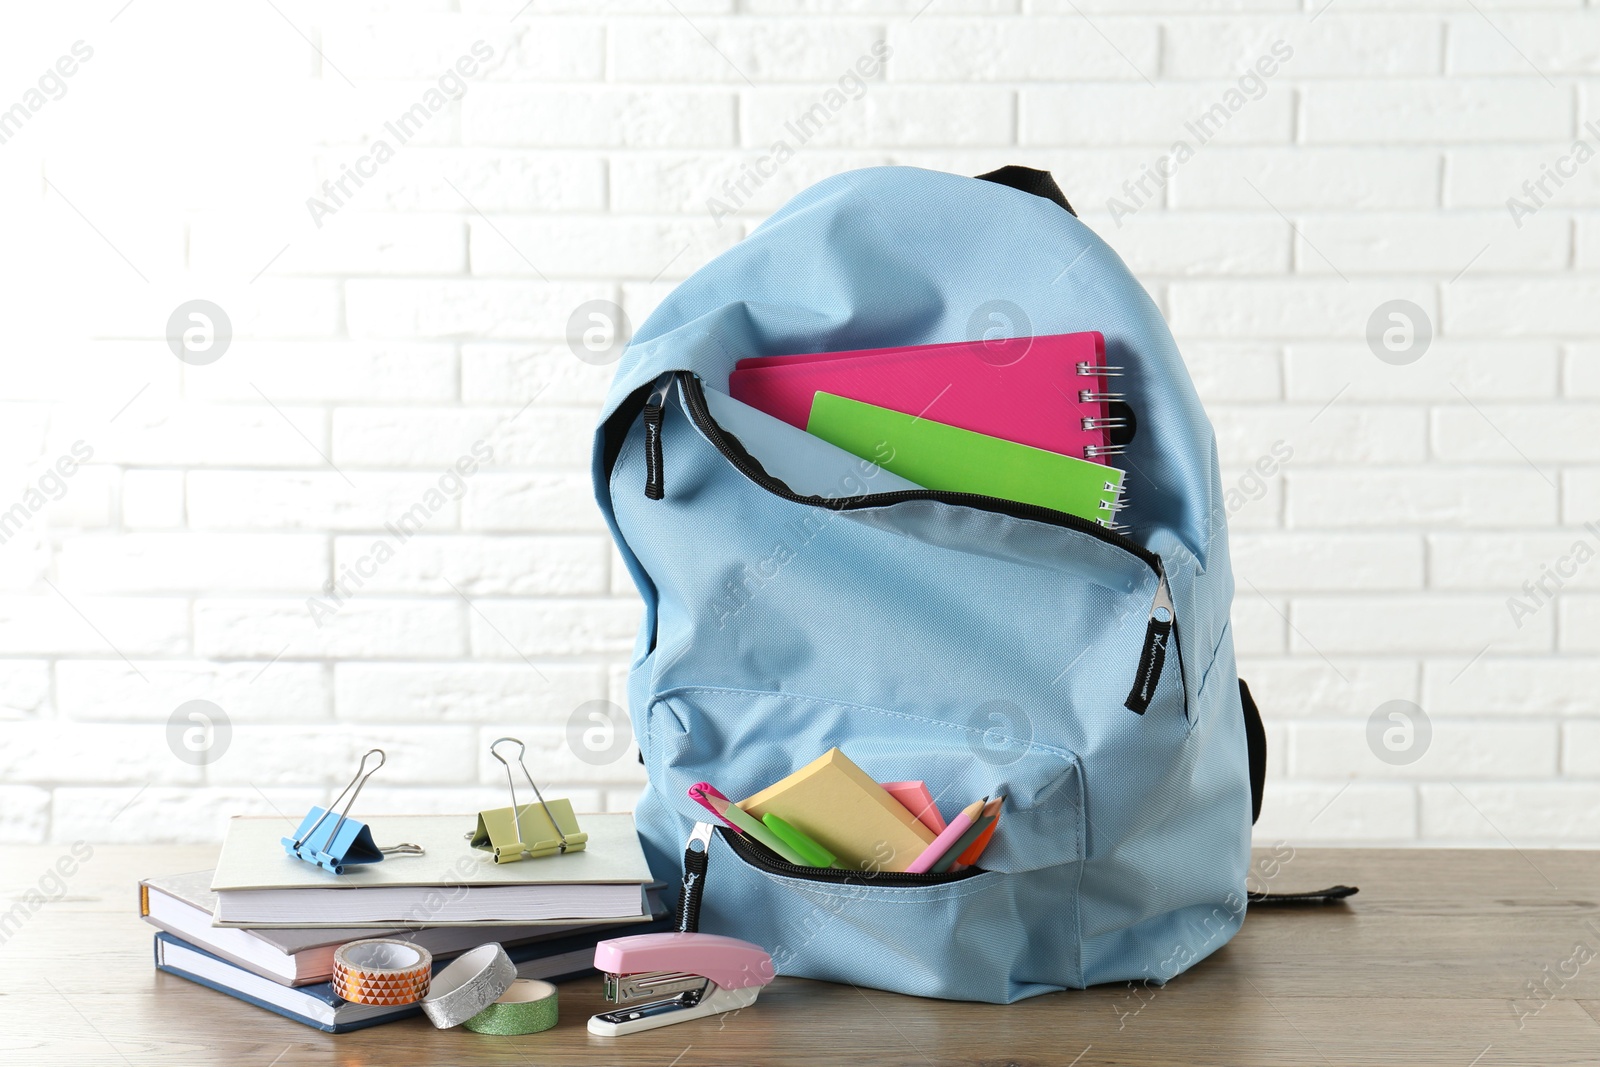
[[593, 166, 1275, 1003]]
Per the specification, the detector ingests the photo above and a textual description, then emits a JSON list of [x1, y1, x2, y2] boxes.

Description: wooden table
[[3, 845, 1598, 1066]]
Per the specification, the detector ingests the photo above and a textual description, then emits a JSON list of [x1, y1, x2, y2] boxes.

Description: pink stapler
[[588, 931, 774, 1036]]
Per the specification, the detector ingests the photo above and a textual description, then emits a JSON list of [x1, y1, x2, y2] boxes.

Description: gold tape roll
[[332, 938, 433, 1006]]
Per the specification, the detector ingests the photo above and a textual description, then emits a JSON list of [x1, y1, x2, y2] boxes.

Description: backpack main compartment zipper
[[653, 370, 1182, 716], [670, 371, 1160, 569]]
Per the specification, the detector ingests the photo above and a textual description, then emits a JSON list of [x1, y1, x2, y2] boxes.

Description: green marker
[[761, 812, 836, 869]]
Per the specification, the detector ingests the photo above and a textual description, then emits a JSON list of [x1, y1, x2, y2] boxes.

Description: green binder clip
[[467, 737, 588, 863]]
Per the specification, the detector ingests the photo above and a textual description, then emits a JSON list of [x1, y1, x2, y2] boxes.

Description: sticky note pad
[[804, 392, 1125, 526], [740, 749, 937, 873]]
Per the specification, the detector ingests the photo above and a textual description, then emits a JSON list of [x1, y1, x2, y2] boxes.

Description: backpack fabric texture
[[592, 166, 1255, 1004]]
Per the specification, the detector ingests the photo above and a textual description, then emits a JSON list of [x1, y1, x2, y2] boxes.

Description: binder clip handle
[[490, 736, 571, 855], [284, 748, 423, 874], [293, 748, 385, 855]]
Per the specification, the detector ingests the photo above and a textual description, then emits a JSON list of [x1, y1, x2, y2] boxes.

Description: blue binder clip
[[281, 749, 423, 875]]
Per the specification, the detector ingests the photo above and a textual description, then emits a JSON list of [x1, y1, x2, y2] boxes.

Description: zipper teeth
[[676, 372, 1161, 576], [719, 826, 982, 886]]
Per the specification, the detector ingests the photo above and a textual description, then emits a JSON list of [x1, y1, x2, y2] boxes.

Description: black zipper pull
[[642, 373, 674, 500], [1124, 567, 1174, 714], [677, 821, 713, 933]]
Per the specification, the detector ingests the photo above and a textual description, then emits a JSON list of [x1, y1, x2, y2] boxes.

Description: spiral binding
[[1092, 473, 1130, 530], [1082, 416, 1128, 432], [1076, 360, 1129, 526], [1077, 360, 1126, 466]]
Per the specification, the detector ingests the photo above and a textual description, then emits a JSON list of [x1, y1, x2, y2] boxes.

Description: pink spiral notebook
[[728, 332, 1123, 464]]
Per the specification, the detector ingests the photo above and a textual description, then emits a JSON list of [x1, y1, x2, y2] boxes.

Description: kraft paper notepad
[[805, 392, 1125, 527], [728, 331, 1116, 463], [739, 748, 937, 872]]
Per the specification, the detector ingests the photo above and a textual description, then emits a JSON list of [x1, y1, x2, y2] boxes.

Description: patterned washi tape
[[420, 943, 517, 1029], [332, 939, 432, 1006], [461, 978, 560, 1035]]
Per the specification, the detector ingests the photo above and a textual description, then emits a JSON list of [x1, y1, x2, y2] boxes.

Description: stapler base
[[586, 983, 761, 1036]]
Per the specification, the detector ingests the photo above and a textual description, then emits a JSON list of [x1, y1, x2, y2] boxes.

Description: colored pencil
[[952, 796, 1005, 869], [904, 797, 987, 874]]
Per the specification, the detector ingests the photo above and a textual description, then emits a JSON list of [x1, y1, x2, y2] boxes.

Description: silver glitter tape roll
[[420, 943, 517, 1029]]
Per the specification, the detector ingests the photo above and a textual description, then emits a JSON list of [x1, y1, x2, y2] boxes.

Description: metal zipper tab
[[1124, 567, 1174, 715], [642, 373, 674, 500]]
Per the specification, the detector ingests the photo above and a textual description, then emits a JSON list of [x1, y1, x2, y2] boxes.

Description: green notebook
[[805, 391, 1124, 526]]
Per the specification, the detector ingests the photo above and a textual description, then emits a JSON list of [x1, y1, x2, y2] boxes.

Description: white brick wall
[[2, 0, 1597, 849]]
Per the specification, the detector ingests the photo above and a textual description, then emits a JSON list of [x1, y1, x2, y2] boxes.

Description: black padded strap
[[1240, 678, 1266, 825], [975, 166, 1075, 216]]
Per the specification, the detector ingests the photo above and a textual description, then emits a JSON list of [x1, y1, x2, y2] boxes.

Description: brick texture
[[2, 2, 1595, 848]]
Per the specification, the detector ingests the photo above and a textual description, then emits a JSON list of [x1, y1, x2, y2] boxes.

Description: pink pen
[[904, 797, 988, 874]]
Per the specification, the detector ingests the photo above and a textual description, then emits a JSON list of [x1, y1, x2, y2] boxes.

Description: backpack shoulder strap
[[1236, 679, 1360, 905], [1239, 678, 1266, 825], [1249, 886, 1359, 905]]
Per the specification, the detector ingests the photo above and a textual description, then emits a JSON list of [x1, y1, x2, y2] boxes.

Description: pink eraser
[[881, 780, 947, 834]]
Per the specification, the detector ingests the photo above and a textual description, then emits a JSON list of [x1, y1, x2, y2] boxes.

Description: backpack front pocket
[[645, 687, 1087, 1002]]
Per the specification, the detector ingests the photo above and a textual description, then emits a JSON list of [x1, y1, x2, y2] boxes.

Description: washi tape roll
[[332, 939, 432, 1006], [420, 943, 517, 1029], [461, 978, 559, 1035]]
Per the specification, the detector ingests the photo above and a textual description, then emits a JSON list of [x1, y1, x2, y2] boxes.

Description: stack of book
[[141, 813, 662, 1033]]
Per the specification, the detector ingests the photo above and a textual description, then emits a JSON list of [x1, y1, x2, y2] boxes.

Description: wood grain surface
[[2, 845, 1597, 1066]]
